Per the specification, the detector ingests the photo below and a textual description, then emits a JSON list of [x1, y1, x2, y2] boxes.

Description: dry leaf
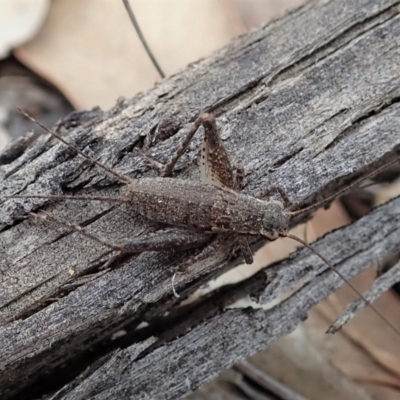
[[0, 0, 49, 59], [16, 0, 238, 109]]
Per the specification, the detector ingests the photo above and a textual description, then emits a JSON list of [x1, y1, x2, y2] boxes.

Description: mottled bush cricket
[[1, 108, 400, 337], [119, 0, 400, 335]]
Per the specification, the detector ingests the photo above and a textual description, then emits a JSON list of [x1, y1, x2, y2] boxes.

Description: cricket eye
[[261, 230, 279, 240]]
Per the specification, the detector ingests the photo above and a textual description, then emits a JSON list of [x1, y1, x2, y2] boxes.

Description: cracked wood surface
[[1, 0, 400, 398]]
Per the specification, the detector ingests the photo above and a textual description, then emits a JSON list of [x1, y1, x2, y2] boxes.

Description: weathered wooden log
[[1, 0, 400, 398]]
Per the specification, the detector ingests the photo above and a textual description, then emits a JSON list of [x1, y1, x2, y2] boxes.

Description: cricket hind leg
[[142, 114, 247, 193], [55, 211, 253, 266], [118, 228, 212, 253], [139, 113, 224, 177], [31, 212, 212, 255]]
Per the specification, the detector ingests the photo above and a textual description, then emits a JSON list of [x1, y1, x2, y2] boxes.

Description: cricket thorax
[[207, 190, 287, 237], [261, 201, 289, 239]]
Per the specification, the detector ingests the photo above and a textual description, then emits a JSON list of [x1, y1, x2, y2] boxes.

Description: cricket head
[[260, 200, 289, 240]]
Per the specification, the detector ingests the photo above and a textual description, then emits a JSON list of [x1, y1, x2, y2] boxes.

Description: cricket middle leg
[[235, 234, 253, 264], [259, 186, 292, 208]]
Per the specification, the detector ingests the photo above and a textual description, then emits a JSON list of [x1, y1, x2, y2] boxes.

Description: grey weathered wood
[[1, 0, 400, 398], [329, 260, 400, 332]]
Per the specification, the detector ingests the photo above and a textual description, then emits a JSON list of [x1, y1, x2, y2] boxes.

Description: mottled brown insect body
[[126, 178, 289, 238]]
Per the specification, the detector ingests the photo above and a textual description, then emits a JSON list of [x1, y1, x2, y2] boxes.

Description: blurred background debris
[[1, 1, 400, 399]]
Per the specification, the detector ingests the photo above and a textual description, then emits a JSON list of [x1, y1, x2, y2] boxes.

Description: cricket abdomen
[[126, 178, 268, 234], [127, 178, 218, 230]]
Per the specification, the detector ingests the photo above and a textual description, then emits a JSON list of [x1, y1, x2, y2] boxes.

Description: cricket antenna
[[17, 108, 134, 185], [281, 233, 400, 337], [289, 154, 400, 218], [122, 0, 165, 79]]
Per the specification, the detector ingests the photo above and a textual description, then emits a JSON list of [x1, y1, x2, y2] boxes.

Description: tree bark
[[1, 0, 400, 399]]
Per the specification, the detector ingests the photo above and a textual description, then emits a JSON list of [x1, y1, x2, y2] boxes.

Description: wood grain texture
[[1, 0, 400, 398]]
